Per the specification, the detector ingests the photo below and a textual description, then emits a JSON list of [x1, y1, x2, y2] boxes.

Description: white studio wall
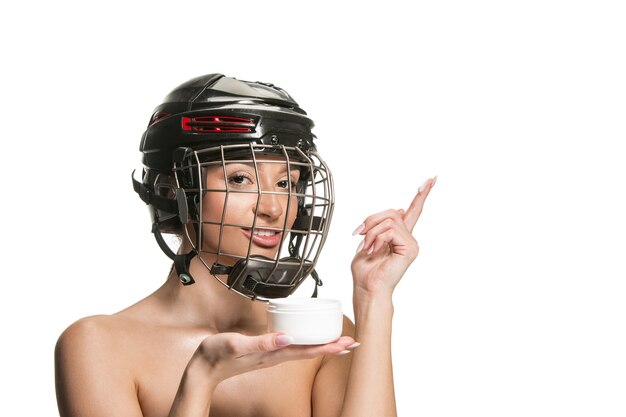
[[1, 1, 625, 416]]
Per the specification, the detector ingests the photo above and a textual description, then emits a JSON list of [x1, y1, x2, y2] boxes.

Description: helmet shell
[[140, 74, 316, 173]]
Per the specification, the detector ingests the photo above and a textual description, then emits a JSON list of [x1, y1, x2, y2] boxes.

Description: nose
[[253, 190, 284, 220]]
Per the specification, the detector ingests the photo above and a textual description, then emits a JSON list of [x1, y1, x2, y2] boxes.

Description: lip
[[241, 228, 284, 248]]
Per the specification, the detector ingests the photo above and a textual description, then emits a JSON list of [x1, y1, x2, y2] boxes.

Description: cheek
[[202, 192, 255, 222], [199, 193, 250, 253], [202, 192, 225, 222]]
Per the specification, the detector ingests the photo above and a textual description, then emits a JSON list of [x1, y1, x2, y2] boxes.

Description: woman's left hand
[[351, 177, 436, 299]]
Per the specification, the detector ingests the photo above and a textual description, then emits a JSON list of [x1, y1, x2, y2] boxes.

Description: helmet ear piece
[[173, 147, 196, 188]]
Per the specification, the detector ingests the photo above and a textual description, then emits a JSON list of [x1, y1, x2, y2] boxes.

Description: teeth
[[252, 229, 277, 237]]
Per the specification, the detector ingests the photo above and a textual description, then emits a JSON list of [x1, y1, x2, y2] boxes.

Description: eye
[[277, 178, 297, 189], [228, 173, 253, 186]]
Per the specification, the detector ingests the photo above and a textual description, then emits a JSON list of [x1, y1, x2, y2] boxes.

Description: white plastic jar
[[267, 298, 343, 345]]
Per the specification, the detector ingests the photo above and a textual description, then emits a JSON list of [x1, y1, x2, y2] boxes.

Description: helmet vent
[[181, 116, 256, 133], [150, 112, 172, 125]]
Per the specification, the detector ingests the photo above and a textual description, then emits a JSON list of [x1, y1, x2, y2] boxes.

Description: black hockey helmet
[[133, 74, 334, 300]]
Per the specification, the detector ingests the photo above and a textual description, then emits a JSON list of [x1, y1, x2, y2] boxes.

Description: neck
[[152, 257, 268, 332]]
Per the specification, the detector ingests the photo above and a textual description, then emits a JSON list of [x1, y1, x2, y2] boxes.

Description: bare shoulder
[[55, 315, 144, 417], [55, 314, 138, 382], [56, 314, 128, 358], [55, 312, 157, 373], [58, 314, 117, 340]]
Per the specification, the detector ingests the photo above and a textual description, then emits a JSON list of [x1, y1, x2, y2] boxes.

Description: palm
[[350, 178, 435, 297], [351, 239, 415, 294]]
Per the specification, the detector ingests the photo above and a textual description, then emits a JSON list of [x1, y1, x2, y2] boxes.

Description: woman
[[55, 74, 436, 417]]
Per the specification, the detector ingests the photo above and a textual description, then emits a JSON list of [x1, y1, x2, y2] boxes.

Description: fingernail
[[418, 178, 429, 193], [367, 246, 374, 255], [276, 335, 294, 347], [356, 240, 364, 253], [432, 175, 438, 188], [347, 342, 361, 349], [352, 223, 365, 236], [337, 350, 351, 355]]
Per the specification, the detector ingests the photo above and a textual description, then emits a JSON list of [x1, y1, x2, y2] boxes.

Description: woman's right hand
[[189, 332, 356, 387], [169, 332, 356, 416]]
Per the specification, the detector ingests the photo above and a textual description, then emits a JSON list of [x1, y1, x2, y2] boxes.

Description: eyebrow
[[223, 162, 300, 176]]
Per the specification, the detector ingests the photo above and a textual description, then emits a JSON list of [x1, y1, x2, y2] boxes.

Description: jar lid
[[267, 298, 341, 312]]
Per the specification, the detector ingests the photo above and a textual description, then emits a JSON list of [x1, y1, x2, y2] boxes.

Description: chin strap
[[152, 223, 197, 285], [134, 172, 197, 285], [311, 269, 322, 298]]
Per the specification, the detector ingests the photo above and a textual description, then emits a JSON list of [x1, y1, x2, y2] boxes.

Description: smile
[[241, 228, 284, 248]]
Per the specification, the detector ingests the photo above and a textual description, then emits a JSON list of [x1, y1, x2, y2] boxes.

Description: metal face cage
[[173, 143, 334, 301]]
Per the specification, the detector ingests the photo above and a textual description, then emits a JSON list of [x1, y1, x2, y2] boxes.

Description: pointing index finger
[[403, 176, 436, 231]]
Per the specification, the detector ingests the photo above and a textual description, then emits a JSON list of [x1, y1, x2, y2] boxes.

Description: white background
[[1, 1, 625, 416]]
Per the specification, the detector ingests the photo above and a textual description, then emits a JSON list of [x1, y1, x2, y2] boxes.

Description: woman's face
[[199, 156, 301, 263]]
